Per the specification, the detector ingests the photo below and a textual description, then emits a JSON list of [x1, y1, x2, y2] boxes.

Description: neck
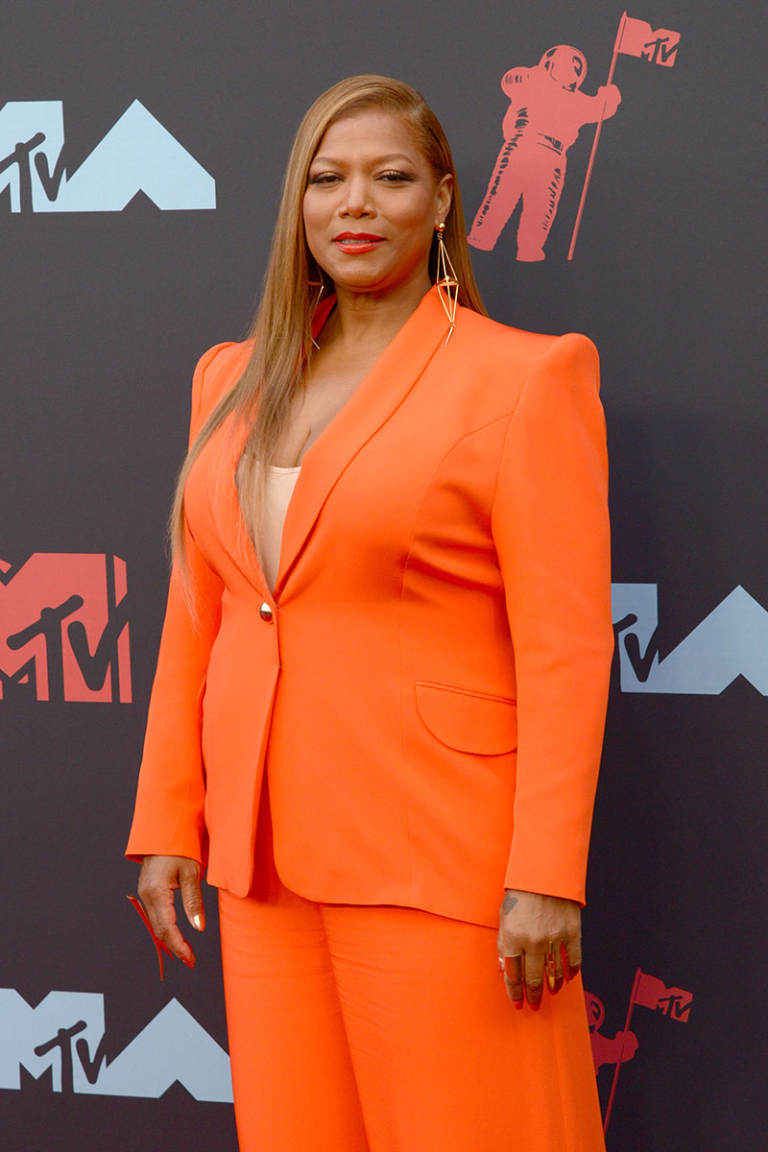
[[325, 273, 433, 350]]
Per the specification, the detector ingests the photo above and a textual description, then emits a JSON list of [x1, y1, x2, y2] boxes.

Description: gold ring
[[503, 954, 523, 983], [544, 941, 558, 991]]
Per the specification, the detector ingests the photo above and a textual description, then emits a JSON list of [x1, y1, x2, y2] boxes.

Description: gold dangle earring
[[308, 278, 325, 351], [434, 223, 459, 345]]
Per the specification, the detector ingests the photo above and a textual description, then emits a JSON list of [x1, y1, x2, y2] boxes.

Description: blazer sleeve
[[490, 332, 614, 906], [125, 343, 232, 867]]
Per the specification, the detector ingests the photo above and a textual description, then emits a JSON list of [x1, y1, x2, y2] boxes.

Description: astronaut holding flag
[[469, 14, 680, 262]]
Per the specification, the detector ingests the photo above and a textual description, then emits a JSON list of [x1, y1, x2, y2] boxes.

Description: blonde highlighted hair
[[170, 74, 486, 577]]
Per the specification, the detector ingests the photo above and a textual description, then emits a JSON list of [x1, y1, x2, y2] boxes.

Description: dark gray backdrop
[[1, 1, 765, 1148]]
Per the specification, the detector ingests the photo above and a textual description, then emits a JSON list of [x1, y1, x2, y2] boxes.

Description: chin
[[331, 273, 389, 293]]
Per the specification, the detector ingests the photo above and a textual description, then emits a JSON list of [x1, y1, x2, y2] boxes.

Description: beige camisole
[[261, 464, 301, 592]]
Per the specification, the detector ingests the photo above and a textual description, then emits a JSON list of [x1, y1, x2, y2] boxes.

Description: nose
[[338, 173, 375, 219]]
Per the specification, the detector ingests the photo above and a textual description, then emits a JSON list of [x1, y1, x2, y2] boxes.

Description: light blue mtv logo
[[0, 99, 215, 212], [0, 989, 232, 1101], [612, 584, 768, 694]]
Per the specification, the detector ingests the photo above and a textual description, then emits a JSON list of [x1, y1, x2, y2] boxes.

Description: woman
[[127, 75, 613, 1151]]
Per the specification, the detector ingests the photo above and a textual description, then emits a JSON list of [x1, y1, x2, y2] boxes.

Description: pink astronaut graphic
[[469, 13, 680, 261], [585, 991, 639, 1074]]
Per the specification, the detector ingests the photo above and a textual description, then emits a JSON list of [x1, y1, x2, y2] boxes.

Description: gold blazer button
[[258, 601, 274, 622]]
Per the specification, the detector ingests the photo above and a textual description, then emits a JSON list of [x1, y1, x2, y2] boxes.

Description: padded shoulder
[[524, 331, 601, 397], [194, 340, 253, 423]]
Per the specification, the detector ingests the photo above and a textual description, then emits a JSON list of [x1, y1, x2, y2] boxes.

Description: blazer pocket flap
[[415, 682, 518, 755]]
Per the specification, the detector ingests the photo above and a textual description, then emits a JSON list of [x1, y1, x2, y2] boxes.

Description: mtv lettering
[[0, 554, 131, 703], [0, 99, 215, 213], [0, 989, 232, 1102], [612, 583, 768, 694]]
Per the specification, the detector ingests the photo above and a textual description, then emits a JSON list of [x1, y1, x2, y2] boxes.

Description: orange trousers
[[217, 781, 606, 1152]]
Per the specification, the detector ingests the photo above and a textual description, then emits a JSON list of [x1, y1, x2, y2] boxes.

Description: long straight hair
[[170, 74, 486, 579]]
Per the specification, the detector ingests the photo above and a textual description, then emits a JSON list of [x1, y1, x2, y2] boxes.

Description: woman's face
[[303, 109, 452, 299]]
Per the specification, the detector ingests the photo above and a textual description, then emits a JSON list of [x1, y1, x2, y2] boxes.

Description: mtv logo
[[0, 99, 215, 213], [0, 554, 131, 703], [0, 989, 233, 1102], [612, 583, 768, 694], [618, 18, 680, 67]]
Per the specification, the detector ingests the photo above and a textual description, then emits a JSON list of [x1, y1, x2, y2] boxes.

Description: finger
[[140, 878, 195, 966], [554, 940, 565, 979], [180, 864, 205, 933], [157, 920, 196, 967], [127, 895, 174, 959], [544, 941, 564, 996], [555, 940, 572, 987], [566, 936, 582, 980], [523, 950, 544, 1008], [502, 953, 525, 1009]]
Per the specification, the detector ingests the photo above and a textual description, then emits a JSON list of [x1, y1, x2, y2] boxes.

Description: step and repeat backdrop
[[1, 1, 764, 1149]]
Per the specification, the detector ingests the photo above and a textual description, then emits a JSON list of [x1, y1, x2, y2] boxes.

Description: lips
[[333, 232, 386, 253]]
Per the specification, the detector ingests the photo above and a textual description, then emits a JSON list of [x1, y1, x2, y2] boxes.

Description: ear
[[435, 173, 453, 224]]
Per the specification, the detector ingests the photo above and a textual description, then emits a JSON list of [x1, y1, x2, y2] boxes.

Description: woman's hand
[[137, 855, 205, 968], [497, 889, 581, 1009]]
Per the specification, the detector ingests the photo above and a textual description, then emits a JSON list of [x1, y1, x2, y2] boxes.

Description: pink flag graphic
[[567, 11, 682, 259], [632, 970, 693, 1022], [603, 966, 694, 1133], [618, 16, 680, 66]]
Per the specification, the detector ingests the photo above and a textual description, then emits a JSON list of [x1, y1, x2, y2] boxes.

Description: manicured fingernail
[[530, 1002, 541, 1012], [514, 999, 524, 1011], [192, 914, 204, 931], [182, 956, 195, 969]]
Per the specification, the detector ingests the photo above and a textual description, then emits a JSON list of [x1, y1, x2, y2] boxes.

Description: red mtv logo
[[0, 554, 131, 703]]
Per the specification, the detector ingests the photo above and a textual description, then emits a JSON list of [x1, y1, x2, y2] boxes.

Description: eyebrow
[[310, 152, 417, 167]]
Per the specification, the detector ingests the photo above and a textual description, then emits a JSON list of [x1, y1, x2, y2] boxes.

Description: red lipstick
[[333, 231, 386, 254]]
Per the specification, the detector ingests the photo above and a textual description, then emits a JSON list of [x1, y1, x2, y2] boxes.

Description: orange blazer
[[126, 285, 613, 928]]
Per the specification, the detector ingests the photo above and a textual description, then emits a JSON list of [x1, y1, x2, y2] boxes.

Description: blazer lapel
[[273, 285, 451, 599], [203, 298, 339, 599]]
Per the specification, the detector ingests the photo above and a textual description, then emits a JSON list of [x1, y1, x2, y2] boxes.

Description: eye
[[379, 170, 413, 183], [308, 172, 340, 185]]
